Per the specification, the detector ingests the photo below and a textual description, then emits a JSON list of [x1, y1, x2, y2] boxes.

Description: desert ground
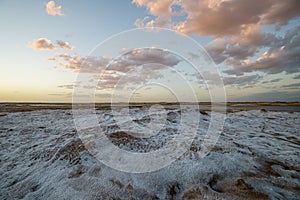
[[0, 103, 299, 199]]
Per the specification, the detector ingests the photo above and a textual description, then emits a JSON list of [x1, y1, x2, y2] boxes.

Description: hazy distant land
[[1, 102, 300, 113]]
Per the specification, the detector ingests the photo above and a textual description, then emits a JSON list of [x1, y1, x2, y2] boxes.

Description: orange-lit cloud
[[29, 38, 74, 51], [133, 0, 173, 15], [133, 0, 174, 28], [29, 38, 55, 50], [46, 1, 64, 16]]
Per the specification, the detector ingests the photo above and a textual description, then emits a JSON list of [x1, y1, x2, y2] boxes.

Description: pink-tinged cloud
[[262, 0, 300, 26], [205, 25, 278, 64], [29, 38, 55, 50], [133, 0, 300, 76], [134, 0, 300, 37], [225, 26, 300, 75], [46, 1, 64, 16]]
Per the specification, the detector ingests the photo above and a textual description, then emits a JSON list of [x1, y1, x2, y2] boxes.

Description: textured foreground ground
[[0, 105, 300, 199]]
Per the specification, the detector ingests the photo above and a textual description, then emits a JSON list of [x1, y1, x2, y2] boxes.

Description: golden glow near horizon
[[0, 0, 299, 102]]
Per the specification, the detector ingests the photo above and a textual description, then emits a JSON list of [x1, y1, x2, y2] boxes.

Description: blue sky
[[0, 0, 299, 102]]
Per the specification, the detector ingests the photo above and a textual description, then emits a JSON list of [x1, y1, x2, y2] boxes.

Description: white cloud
[[46, 1, 64, 16]]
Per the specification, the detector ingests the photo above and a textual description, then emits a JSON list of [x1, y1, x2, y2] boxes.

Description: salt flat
[[0, 105, 299, 199]]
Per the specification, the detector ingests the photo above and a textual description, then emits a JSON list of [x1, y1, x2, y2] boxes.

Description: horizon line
[[1, 101, 300, 104]]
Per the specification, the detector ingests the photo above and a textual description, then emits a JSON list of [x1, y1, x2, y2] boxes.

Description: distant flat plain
[[1, 102, 300, 113]]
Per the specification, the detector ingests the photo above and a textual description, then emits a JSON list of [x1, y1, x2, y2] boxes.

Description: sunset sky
[[0, 0, 300, 102]]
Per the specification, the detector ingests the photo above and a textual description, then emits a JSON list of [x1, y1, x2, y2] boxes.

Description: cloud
[[225, 26, 300, 75], [50, 48, 182, 90], [29, 38, 55, 50], [223, 74, 262, 86], [134, 0, 300, 36], [133, 0, 300, 77], [50, 48, 181, 73], [58, 84, 78, 89], [205, 38, 228, 64], [176, 0, 271, 36], [293, 74, 300, 79], [262, 0, 300, 26], [49, 53, 111, 73], [108, 48, 181, 72], [56, 40, 75, 50], [205, 24, 279, 64], [29, 38, 75, 51], [133, 0, 172, 15], [46, 1, 64, 16], [133, 0, 173, 27], [261, 78, 282, 84], [282, 83, 300, 89]]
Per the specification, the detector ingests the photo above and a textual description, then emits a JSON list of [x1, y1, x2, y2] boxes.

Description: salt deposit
[[0, 107, 299, 199]]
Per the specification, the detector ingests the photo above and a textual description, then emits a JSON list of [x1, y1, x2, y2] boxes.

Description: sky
[[0, 0, 299, 102]]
